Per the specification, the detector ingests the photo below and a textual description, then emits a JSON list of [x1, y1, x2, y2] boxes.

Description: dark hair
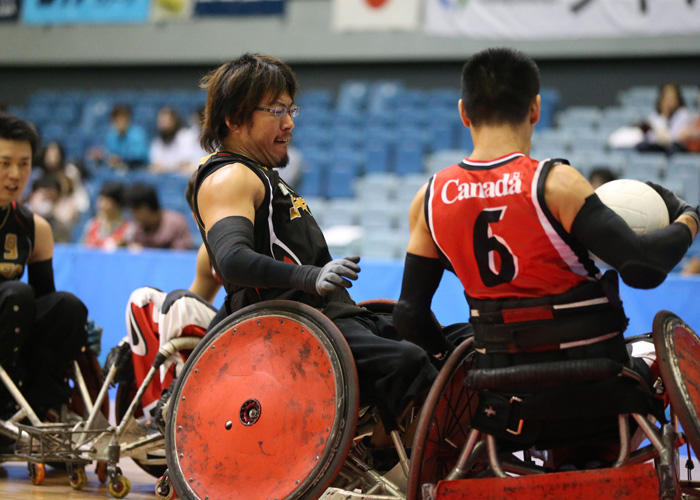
[[158, 106, 183, 129], [0, 112, 40, 157], [32, 174, 61, 193], [588, 167, 618, 186], [111, 104, 132, 120], [200, 53, 298, 153], [655, 82, 685, 114], [40, 140, 66, 171], [461, 47, 540, 127], [99, 181, 126, 207], [124, 183, 160, 211]]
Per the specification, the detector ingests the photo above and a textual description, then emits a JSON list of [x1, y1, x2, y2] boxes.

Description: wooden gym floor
[[0, 458, 157, 500]]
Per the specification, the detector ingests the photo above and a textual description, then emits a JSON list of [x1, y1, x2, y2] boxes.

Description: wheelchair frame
[[0, 335, 201, 498], [407, 310, 700, 500]]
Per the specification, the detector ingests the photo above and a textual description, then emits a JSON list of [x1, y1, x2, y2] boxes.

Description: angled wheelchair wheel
[[165, 300, 359, 500], [407, 338, 477, 500], [652, 310, 700, 457]]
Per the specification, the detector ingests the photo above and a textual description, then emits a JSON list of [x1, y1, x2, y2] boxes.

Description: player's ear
[[225, 116, 240, 133], [458, 99, 471, 128], [530, 95, 541, 125]]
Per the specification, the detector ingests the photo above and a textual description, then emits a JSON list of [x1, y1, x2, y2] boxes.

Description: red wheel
[[96, 460, 109, 483], [653, 310, 700, 456], [165, 300, 359, 500], [407, 338, 478, 500]]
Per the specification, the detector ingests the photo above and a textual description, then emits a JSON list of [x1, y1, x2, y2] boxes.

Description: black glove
[[85, 318, 103, 357], [315, 256, 361, 295], [646, 182, 700, 228], [101, 341, 134, 388]]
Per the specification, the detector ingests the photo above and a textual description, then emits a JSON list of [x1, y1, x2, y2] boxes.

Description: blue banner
[[194, 0, 283, 17], [0, 0, 19, 21], [22, 0, 150, 25]]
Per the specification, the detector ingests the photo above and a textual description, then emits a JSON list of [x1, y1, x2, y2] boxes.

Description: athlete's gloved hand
[[646, 181, 700, 228], [101, 339, 133, 388], [315, 256, 361, 295]]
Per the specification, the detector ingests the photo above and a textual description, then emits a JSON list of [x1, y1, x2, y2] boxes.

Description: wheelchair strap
[[469, 275, 629, 354], [471, 378, 666, 445]]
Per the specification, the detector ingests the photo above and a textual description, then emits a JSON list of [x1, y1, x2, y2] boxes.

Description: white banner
[[425, 0, 700, 39], [332, 0, 421, 32]]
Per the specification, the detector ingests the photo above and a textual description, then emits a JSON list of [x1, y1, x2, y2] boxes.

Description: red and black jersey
[[426, 153, 601, 301], [0, 202, 34, 283]]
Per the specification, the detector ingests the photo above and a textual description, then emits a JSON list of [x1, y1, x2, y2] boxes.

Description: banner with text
[[425, 0, 700, 39], [333, 0, 421, 32], [194, 0, 283, 17], [22, 0, 150, 24], [0, 0, 19, 21]]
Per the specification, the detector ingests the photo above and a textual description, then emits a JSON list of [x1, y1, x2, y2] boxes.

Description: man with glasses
[[192, 53, 462, 443]]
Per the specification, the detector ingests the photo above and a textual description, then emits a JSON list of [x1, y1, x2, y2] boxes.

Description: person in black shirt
[[0, 113, 87, 420], [192, 54, 469, 432]]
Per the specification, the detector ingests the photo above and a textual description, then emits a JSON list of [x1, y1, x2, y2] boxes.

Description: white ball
[[595, 179, 670, 235]]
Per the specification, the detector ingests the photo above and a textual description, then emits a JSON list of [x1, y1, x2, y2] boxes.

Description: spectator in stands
[[149, 106, 201, 176], [680, 88, 700, 153], [636, 82, 692, 156], [588, 167, 618, 189], [124, 182, 193, 250], [92, 104, 149, 170], [34, 140, 90, 219], [81, 182, 135, 249], [27, 175, 72, 243], [181, 106, 208, 167]]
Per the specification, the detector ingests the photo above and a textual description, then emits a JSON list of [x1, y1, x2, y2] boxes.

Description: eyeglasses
[[255, 105, 300, 119]]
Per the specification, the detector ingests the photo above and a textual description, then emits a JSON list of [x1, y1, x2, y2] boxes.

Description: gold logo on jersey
[[290, 196, 310, 220], [0, 263, 23, 280]]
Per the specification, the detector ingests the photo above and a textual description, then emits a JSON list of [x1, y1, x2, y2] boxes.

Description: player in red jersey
[[393, 47, 698, 372]]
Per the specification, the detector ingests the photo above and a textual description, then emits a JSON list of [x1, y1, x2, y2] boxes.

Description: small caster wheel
[[155, 470, 178, 500], [96, 461, 108, 483], [28, 462, 45, 485], [108, 474, 131, 499], [69, 466, 88, 490]]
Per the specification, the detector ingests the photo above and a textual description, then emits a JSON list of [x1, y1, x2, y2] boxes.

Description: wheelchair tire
[[115, 379, 167, 479], [165, 300, 359, 500], [652, 310, 700, 458], [407, 338, 478, 500]]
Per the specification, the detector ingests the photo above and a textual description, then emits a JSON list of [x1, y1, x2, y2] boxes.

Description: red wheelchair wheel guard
[[407, 338, 478, 500], [653, 310, 700, 458], [166, 301, 359, 500]]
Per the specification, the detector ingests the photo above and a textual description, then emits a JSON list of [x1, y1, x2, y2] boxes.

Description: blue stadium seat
[[353, 173, 400, 201], [364, 140, 392, 174], [337, 80, 371, 114], [367, 80, 404, 115], [536, 87, 561, 131], [327, 149, 363, 198], [622, 152, 667, 183]]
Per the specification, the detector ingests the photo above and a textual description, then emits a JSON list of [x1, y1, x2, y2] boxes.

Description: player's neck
[[468, 123, 532, 161]]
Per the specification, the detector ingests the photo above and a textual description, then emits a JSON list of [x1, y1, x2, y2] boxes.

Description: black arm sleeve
[[393, 252, 454, 355], [28, 259, 56, 298], [207, 215, 321, 294], [570, 194, 692, 289]]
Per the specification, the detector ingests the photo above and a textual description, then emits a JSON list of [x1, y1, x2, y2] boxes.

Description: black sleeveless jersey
[[194, 152, 361, 318], [0, 202, 35, 283]]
